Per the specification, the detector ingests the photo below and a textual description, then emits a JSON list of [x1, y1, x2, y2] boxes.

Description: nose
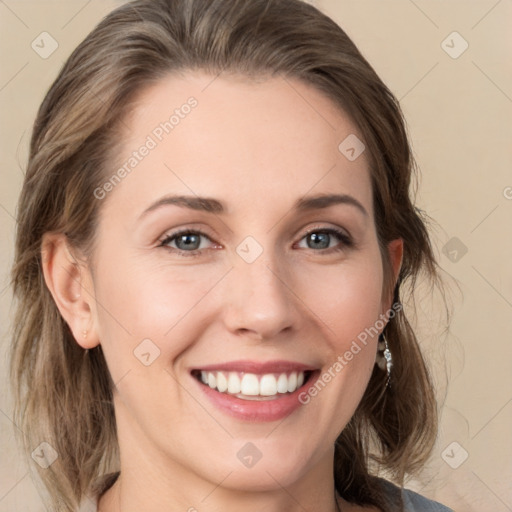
[[221, 253, 302, 340]]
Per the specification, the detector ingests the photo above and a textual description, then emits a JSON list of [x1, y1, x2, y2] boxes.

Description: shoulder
[[379, 478, 454, 512]]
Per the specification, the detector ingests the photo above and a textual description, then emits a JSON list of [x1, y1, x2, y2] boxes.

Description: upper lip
[[191, 360, 318, 374]]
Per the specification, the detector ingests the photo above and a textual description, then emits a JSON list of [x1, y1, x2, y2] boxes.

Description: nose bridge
[[222, 244, 300, 339]]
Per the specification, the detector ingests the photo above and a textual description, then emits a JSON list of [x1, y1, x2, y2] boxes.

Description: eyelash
[[158, 226, 354, 258]]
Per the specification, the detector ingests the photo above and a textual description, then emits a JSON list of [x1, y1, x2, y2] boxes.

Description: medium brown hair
[[11, 0, 445, 510]]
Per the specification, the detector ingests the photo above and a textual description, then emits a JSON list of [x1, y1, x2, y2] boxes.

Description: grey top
[[79, 474, 454, 511], [381, 479, 454, 511]]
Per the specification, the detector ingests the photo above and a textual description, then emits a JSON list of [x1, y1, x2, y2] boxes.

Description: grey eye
[[174, 233, 202, 250], [306, 232, 331, 249]]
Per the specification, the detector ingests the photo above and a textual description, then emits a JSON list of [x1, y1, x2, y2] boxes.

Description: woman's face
[[84, 72, 401, 492]]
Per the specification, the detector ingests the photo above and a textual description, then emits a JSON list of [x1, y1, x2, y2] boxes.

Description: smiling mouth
[[191, 369, 315, 401]]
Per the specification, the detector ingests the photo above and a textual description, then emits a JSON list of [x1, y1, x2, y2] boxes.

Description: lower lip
[[193, 371, 319, 422]]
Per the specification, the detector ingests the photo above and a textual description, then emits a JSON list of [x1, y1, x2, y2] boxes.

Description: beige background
[[1, 0, 511, 510]]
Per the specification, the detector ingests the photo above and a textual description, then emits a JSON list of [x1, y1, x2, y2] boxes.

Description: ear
[[381, 238, 403, 314], [41, 232, 100, 349]]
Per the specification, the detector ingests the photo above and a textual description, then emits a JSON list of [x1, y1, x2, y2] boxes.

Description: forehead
[[102, 71, 373, 219]]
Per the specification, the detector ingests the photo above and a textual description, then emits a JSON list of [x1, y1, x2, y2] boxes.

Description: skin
[[42, 72, 402, 512]]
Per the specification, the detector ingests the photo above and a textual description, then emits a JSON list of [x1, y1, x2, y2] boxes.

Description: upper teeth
[[199, 371, 305, 397]]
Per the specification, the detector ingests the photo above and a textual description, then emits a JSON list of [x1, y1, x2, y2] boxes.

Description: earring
[[376, 333, 393, 387], [82, 330, 88, 339]]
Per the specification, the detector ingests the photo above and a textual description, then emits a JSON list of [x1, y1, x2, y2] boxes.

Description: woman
[[10, 0, 453, 510]]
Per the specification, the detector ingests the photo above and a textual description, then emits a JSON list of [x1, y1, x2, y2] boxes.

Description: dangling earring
[[376, 332, 393, 387]]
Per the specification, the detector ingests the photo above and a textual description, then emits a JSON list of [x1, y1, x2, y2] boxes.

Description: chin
[[202, 447, 313, 492]]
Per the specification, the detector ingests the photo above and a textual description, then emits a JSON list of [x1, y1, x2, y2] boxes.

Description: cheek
[[92, 255, 228, 378], [294, 252, 384, 344], [292, 251, 384, 401]]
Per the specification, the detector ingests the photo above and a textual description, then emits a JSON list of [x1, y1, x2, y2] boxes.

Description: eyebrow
[[139, 193, 368, 219]]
